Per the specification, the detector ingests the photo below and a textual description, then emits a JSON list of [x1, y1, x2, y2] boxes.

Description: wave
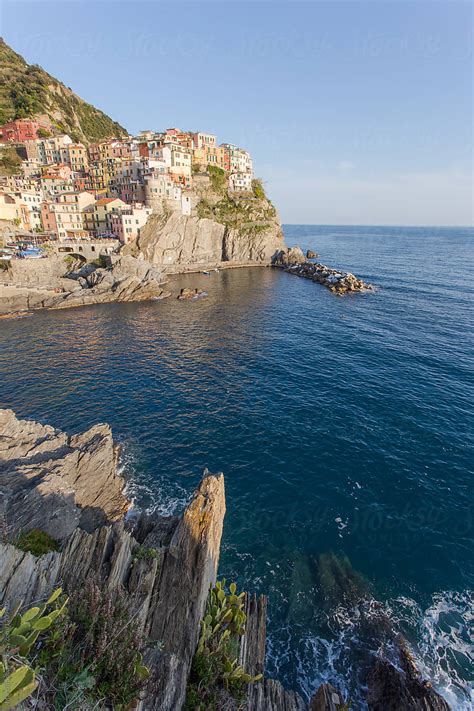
[[118, 442, 190, 517], [265, 590, 473, 709]]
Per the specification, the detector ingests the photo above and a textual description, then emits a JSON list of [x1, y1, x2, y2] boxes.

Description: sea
[[1, 225, 473, 708]]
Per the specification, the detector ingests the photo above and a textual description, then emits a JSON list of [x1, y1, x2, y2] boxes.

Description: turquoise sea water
[[1, 225, 473, 707]]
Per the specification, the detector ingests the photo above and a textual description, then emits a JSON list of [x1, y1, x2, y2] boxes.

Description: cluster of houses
[[0, 117, 254, 246]]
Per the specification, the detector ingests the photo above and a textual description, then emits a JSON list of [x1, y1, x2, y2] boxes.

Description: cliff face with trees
[[125, 170, 286, 271], [0, 38, 127, 143]]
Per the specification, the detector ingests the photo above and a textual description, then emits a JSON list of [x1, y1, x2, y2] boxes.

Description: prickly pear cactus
[[0, 588, 67, 710]]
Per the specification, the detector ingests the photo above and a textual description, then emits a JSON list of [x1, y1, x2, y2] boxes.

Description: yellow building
[[68, 143, 89, 171], [84, 197, 128, 235]]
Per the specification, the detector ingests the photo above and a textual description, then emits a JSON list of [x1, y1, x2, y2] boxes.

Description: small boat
[[201, 270, 211, 275]]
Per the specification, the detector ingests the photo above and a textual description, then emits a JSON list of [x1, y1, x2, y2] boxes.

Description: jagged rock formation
[[124, 174, 285, 271], [0, 38, 127, 143], [0, 409, 226, 709], [46, 254, 171, 309], [0, 408, 128, 540], [0, 254, 170, 313], [367, 639, 451, 711], [0, 411, 451, 710]]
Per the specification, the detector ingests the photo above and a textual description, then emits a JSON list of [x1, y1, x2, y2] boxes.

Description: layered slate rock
[[0, 409, 128, 539], [0, 411, 226, 709], [367, 638, 451, 711], [0, 255, 170, 314], [242, 594, 307, 710]]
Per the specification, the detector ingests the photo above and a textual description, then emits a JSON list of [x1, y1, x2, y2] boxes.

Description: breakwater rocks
[[274, 246, 373, 294], [0, 410, 450, 710]]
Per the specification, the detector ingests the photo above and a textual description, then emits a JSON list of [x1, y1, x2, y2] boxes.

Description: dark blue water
[[1, 226, 473, 707]]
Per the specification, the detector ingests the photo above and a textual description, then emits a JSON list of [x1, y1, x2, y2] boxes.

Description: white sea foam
[[119, 441, 190, 517], [265, 591, 473, 709]]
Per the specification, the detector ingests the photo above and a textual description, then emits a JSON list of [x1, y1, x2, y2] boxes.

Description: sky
[[2, 1, 473, 226]]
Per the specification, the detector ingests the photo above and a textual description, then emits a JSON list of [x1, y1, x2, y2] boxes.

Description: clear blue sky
[[2, 1, 473, 225]]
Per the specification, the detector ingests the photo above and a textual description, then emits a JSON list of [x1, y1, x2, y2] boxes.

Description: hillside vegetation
[[0, 39, 127, 143]]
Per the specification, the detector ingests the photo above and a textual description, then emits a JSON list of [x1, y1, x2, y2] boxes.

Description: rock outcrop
[[0, 410, 451, 710], [274, 246, 306, 266], [367, 639, 451, 711], [0, 254, 170, 313], [46, 254, 170, 310], [124, 175, 285, 271], [0, 408, 128, 539], [0, 409, 226, 710]]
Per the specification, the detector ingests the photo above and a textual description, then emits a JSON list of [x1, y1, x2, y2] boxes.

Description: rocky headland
[[124, 173, 285, 271], [0, 409, 450, 710]]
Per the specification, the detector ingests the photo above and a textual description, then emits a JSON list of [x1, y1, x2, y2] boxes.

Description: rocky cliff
[[0, 410, 451, 710], [124, 174, 286, 271]]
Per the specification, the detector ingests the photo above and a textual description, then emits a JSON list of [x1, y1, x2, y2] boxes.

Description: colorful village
[[0, 116, 254, 258]]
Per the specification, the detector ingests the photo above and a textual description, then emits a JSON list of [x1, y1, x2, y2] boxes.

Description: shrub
[[133, 545, 158, 561], [208, 165, 227, 194], [0, 589, 67, 711], [35, 579, 149, 708], [185, 580, 262, 710], [15, 529, 60, 556], [252, 179, 266, 200]]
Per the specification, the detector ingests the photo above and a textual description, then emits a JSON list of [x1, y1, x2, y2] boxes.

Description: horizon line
[[281, 223, 473, 229]]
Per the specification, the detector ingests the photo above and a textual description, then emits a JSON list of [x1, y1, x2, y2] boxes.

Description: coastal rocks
[[280, 254, 373, 294], [0, 409, 129, 540], [146, 470, 226, 710], [242, 594, 308, 710], [367, 638, 451, 710], [45, 254, 170, 310], [0, 255, 170, 313], [310, 684, 346, 710], [0, 409, 226, 710], [273, 246, 306, 266], [177, 287, 207, 300], [306, 249, 318, 259]]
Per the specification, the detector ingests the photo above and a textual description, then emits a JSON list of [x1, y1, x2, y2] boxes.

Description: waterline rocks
[[177, 287, 207, 300], [275, 248, 373, 294], [0, 254, 171, 313], [0, 410, 227, 710], [273, 246, 306, 266]]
